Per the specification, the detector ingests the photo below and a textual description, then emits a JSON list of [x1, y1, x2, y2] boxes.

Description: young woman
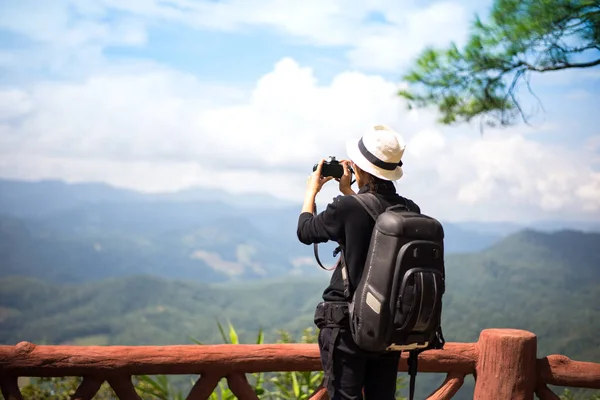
[[297, 125, 421, 400]]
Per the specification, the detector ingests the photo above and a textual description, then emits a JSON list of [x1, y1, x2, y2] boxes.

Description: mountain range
[[2, 178, 598, 286], [1, 177, 600, 399], [1, 227, 599, 399]]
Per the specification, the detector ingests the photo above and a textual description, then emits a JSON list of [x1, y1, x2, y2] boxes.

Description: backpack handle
[[386, 203, 410, 213]]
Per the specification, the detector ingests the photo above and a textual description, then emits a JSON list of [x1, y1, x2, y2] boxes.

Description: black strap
[[313, 242, 338, 271], [408, 350, 419, 400], [437, 326, 446, 348], [312, 203, 339, 271], [322, 327, 341, 398], [350, 193, 385, 221]]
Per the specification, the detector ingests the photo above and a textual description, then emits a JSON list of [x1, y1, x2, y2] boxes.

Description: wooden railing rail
[[0, 329, 599, 399]]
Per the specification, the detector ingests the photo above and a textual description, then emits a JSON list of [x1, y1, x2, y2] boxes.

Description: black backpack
[[342, 193, 446, 400]]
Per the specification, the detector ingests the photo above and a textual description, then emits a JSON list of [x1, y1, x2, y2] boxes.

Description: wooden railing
[[0, 329, 599, 399]]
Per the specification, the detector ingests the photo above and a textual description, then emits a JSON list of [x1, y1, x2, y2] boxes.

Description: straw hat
[[346, 124, 405, 181]]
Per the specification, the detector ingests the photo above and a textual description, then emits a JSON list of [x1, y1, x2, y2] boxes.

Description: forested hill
[[442, 229, 600, 360], [1, 228, 599, 359], [1, 226, 599, 399], [484, 229, 600, 284]]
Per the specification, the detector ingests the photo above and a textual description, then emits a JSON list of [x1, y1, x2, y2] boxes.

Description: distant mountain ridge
[[0, 178, 295, 218], [0, 213, 300, 283], [2, 177, 597, 233], [1, 177, 599, 285]]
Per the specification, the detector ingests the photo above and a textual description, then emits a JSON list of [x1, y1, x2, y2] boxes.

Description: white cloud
[[0, 0, 471, 72], [1, 57, 599, 222], [0, 89, 33, 120], [0, 0, 147, 77], [576, 174, 600, 212], [346, 1, 468, 70], [0, 58, 401, 169], [0, 0, 146, 47]]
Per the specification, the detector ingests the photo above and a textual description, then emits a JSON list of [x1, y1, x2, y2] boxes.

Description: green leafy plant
[[20, 377, 115, 400], [138, 321, 328, 400], [138, 318, 269, 400], [207, 319, 266, 399], [560, 388, 600, 400], [266, 327, 324, 400], [135, 375, 186, 400]]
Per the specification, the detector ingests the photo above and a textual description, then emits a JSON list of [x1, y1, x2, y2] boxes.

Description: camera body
[[313, 156, 352, 179]]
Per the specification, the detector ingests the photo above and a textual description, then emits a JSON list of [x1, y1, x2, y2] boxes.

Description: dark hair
[[365, 173, 389, 193]]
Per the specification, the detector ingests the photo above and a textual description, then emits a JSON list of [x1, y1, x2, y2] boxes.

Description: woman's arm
[[301, 191, 317, 214], [296, 159, 342, 244], [297, 197, 344, 245]]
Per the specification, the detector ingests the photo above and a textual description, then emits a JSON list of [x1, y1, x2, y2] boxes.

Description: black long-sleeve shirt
[[297, 181, 421, 302]]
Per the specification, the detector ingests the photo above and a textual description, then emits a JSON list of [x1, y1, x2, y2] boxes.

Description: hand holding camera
[[306, 159, 333, 195], [311, 156, 355, 196]]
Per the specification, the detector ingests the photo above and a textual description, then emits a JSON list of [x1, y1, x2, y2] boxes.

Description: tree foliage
[[560, 388, 600, 400], [398, 0, 600, 128]]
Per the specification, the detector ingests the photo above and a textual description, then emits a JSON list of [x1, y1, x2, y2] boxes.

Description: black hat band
[[358, 138, 403, 171]]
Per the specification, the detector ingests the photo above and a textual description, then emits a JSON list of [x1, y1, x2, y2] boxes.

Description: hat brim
[[346, 138, 403, 181]]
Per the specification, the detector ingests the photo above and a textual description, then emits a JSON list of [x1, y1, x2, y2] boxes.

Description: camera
[[313, 156, 352, 179]]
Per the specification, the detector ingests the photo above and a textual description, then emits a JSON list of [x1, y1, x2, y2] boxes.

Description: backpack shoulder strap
[[403, 197, 420, 213], [339, 193, 386, 303], [351, 193, 385, 221]]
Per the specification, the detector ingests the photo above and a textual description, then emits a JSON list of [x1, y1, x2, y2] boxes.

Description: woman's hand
[[301, 159, 332, 214], [306, 159, 333, 195], [337, 159, 355, 195]]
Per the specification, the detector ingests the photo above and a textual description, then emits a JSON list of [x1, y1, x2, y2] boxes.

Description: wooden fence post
[[473, 328, 537, 400]]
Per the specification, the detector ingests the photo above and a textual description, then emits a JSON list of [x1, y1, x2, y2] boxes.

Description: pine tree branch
[[516, 58, 600, 72]]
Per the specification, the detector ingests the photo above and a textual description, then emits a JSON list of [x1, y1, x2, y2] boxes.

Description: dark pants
[[318, 327, 401, 400]]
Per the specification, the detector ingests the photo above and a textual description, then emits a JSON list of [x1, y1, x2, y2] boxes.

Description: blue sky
[[0, 0, 599, 222]]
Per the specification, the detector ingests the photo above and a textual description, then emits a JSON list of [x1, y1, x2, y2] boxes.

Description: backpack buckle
[[386, 341, 429, 351], [330, 305, 348, 325]]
